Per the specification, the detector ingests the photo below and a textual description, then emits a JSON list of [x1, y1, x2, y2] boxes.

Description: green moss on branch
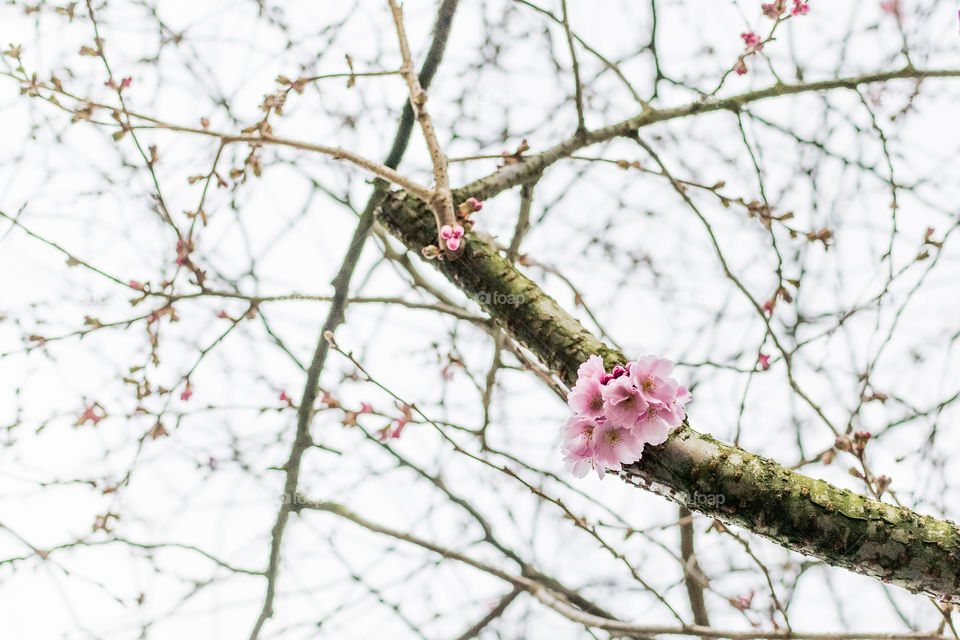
[[377, 190, 960, 604]]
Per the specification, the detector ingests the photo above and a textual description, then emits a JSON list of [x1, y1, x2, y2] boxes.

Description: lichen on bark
[[376, 189, 960, 604]]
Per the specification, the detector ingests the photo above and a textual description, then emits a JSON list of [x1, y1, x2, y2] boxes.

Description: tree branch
[[376, 187, 960, 604]]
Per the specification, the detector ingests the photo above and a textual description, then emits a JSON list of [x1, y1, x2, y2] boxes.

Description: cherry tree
[[1, 1, 960, 638]]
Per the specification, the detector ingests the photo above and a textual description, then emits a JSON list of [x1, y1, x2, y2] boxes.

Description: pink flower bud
[[441, 224, 465, 251]]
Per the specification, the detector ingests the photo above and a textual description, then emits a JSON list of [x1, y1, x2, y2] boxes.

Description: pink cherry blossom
[[567, 374, 605, 418], [880, 0, 899, 15], [562, 353, 691, 479], [129, 280, 144, 291], [734, 59, 748, 75], [632, 409, 672, 447], [590, 421, 646, 479], [180, 385, 193, 401], [629, 355, 680, 407], [790, 0, 809, 15], [634, 390, 688, 443], [601, 375, 648, 427], [672, 385, 692, 417], [561, 414, 597, 478], [577, 354, 606, 381]]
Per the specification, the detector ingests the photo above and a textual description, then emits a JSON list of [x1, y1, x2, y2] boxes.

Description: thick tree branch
[[376, 189, 960, 604]]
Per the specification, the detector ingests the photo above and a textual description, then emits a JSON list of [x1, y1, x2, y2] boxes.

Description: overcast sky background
[[2, 1, 960, 638]]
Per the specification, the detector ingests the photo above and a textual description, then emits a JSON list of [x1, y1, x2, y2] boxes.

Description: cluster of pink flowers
[[562, 355, 691, 479], [440, 224, 465, 251]]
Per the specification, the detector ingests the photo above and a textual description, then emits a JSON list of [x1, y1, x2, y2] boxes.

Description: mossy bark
[[377, 191, 960, 604]]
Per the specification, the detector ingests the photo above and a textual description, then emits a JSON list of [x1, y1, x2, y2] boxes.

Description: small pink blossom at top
[[440, 224, 465, 251], [741, 32, 763, 53], [791, 0, 809, 15], [180, 385, 193, 401], [758, 353, 771, 370], [563, 354, 691, 479]]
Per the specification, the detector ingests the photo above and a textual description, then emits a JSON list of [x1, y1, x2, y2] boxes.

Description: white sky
[[1, 0, 960, 638]]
